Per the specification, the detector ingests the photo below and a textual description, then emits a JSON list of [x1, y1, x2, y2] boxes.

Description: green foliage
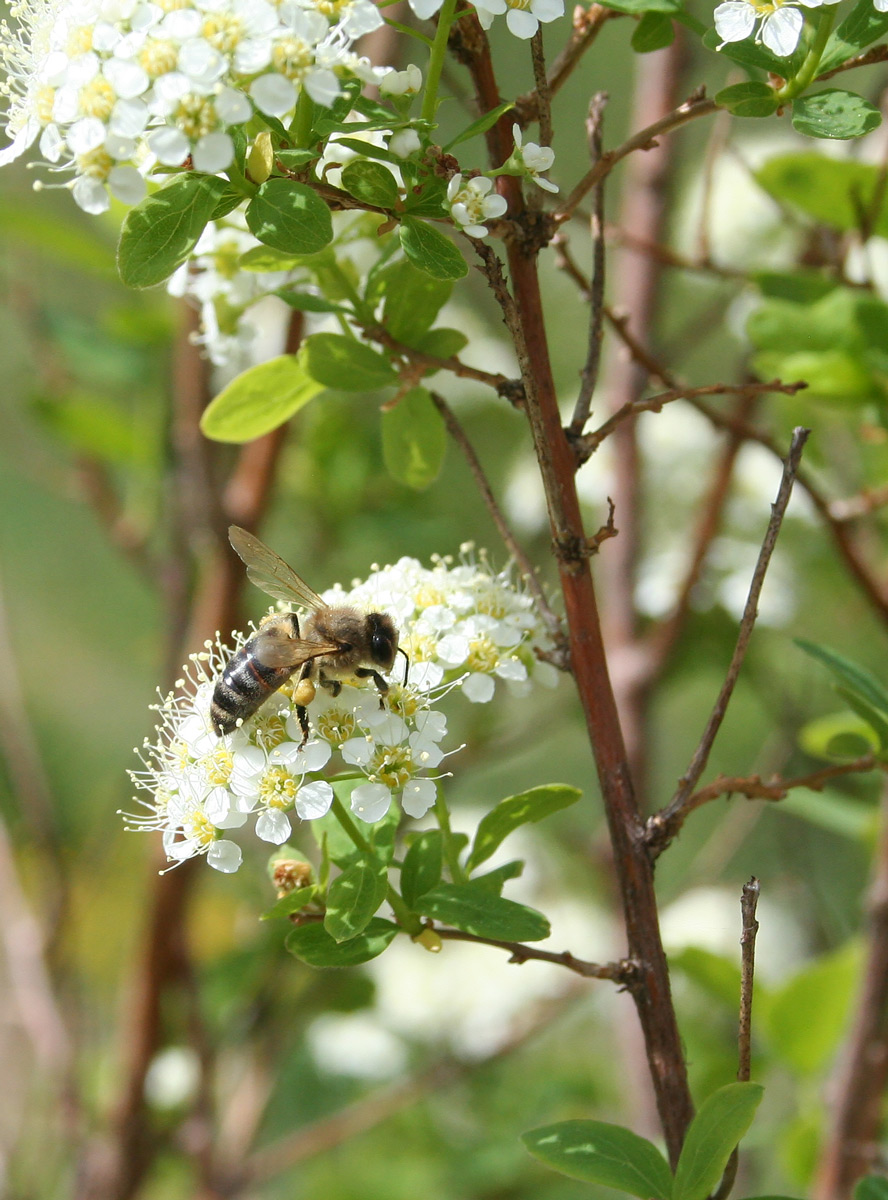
[[522, 1119, 673, 1197], [672, 1083, 764, 1200], [324, 858, 389, 942], [715, 81, 779, 117], [261, 887, 320, 919], [286, 917, 400, 966], [199, 355, 325, 442], [340, 160, 401, 210], [400, 831, 444, 908], [856, 1178, 888, 1200], [399, 217, 469, 280], [444, 101, 516, 150], [791, 90, 881, 139], [796, 639, 888, 752], [381, 386, 446, 489], [301, 332, 399, 391], [245, 178, 334, 254], [702, 28, 805, 79], [818, 0, 888, 72], [118, 173, 231, 287], [631, 12, 675, 52], [465, 784, 582, 872], [762, 943, 861, 1074], [414, 882, 551, 941], [378, 261, 452, 345], [755, 154, 888, 235]]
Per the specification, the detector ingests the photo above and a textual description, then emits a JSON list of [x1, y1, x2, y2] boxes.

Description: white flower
[[379, 64, 422, 96], [447, 173, 507, 238], [388, 127, 420, 158], [473, 0, 564, 38], [714, 0, 821, 56], [511, 123, 558, 193]]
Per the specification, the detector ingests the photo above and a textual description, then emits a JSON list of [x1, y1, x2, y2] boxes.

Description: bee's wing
[[229, 526, 326, 610], [253, 634, 342, 670]]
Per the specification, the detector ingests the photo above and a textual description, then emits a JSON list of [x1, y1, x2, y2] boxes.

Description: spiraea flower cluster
[[0, 0, 385, 212], [127, 549, 556, 872]]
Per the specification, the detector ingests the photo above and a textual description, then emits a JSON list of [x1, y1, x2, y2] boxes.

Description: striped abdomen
[[211, 618, 300, 735]]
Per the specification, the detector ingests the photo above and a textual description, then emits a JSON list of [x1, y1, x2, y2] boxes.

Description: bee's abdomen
[[211, 650, 296, 736]]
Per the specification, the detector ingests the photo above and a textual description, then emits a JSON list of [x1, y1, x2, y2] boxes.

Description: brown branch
[[436, 927, 630, 978], [815, 783, 888, 1200], [556, 92, 719, 223], [514, 4, 617, 125], [365, 324, 514, 392], [529, 28, 552, 148], [428, 391, 564, 642], [576, 379, 807, 461], [653, 428, 810, 849], [568, 92, 608, 439], [606, 223, 745, 280], [829, 484, 888, 521], [817, 43, 888, 80]]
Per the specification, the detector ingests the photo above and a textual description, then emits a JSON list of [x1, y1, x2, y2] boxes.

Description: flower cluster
[[714, 0, 824, 56], [0, 0, 385, 212], [405, 0, 564, 38], [447, 173, 507, 238], [127, 549, 556, 872]]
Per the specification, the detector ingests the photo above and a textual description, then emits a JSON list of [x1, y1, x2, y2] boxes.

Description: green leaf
[[466, 784, 582, 873], [415, 327, 469, 359], [792, 89, 881, 140], [32, 393, 145, 464], [756, 154, 888, 236], [210, 184, 247, 221], [796, 639, 888, 722], [275, 148, 320, 169], [778, 786, 877, 841], [819, 0, 888, 74], [380, 261, 452, 345], [400, 830, 444, 908], [444, 101, 515, 150], [403, 177, 449, 218], [381, 386, 446, 490], [261, 886, 319, 920], [751, 271, 837, 303], [715, 81, 779, 118], [671, 947, 742, 1008], [672, 1083, 764, 1200], [300, 332, 398, 391], [415, 882, 550, 941], [799, 711, 881, 760], [703, 26, 803, 76], [631, 11, 675, 52], [239, 245, 318, 271], [601, 0, 678, 12], [340, 160, 400, 210], [764, 942, 861, 1073], [522, 1120, 672, 1199], [324, 859, 388, 942], [333, 136, 406, 167], [286, 917, 400, 966], [246, 178, 333, 255], [855, 1178, 888, 1200], [835, 685, 888, 751], [276, 290, 344, 313], [399, 217, 468, 280], [471, 860, 524, 894], [118, 173, 231, 288], [200, 355, 325, 442]]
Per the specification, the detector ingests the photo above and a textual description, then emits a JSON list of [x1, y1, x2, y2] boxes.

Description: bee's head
[[367, 612, 398, 669]]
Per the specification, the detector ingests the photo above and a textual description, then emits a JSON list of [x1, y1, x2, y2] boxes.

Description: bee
[[211, 526, 405, 742]]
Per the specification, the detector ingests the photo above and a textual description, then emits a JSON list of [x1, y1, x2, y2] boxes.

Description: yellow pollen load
[[259, 766, 299, 809], [189, 812, 217, 846], [67, 25, 94, 55], [370, 745, 414, 789], [466, 634, 499, 674], [316, 708, 357, 743], [202, 13, 243, 52], [272, 38, 312, 79], [79, 76, 115, 121], [175, 94, 217, 138], [35, 84, 55, 124], [139, 38, 179, 78]]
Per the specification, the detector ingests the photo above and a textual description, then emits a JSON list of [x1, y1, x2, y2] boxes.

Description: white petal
[[68, 117, 107, 154], [531, 0, 564, 19], [251, 72, 297, 117], [161, 9, 203, 38], [482, 193, 508, 219], [207, 839, 243, 872], [401, 777, 436, 818], [193, 130, 234, 172], [256, 809, 292, 843], [0, 120, 40, 167], [761, 5, 803, 55], [39, 124, 64, 163], [216, 85, 253, 124], [713, 1, 756, 42], [109, 165, 147, 204], [350, 782, 392, 823], [72, 176, 111, 214], [340, 736, 374, 766], [462, 672, 496, 702], [104, 57, 150, 98], [295, 780, 334, 819], [505, 8, 539, 36], [148, 124, 190, 165], [408, 0, 444, 16], [304, 68, 341, 107]]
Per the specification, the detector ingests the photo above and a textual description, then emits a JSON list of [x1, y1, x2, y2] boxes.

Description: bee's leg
[[293, 662, 314, 748], [317, 671, 341, 698], [354, 668, 389, 708]]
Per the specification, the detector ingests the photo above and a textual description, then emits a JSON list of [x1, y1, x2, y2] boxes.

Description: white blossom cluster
[[0, 0, 385, 212], [126, 549, 557, 873], [714, 0, 824, 56]]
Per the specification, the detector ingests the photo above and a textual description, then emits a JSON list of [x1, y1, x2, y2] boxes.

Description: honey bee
[[211, 526, 404, 741]]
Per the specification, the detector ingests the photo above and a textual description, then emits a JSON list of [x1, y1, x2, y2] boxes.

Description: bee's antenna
[[396, 645, 410, 684]]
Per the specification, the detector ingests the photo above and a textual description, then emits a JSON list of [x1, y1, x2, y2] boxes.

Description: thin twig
[[529, 28, 552, 147], [436, 927, 630, 978], [428, 392, 564, 642], [817, 43, 888, 80], [568, 92, 608, 439], [556, 92, 718, 223], [576, 379, 807, 461], [829, 484, 888, 520], [514, 4, 616, 124], [606, 224, 745, 280], [366, 324, 514, 391], [655, 428, 810, 839]]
